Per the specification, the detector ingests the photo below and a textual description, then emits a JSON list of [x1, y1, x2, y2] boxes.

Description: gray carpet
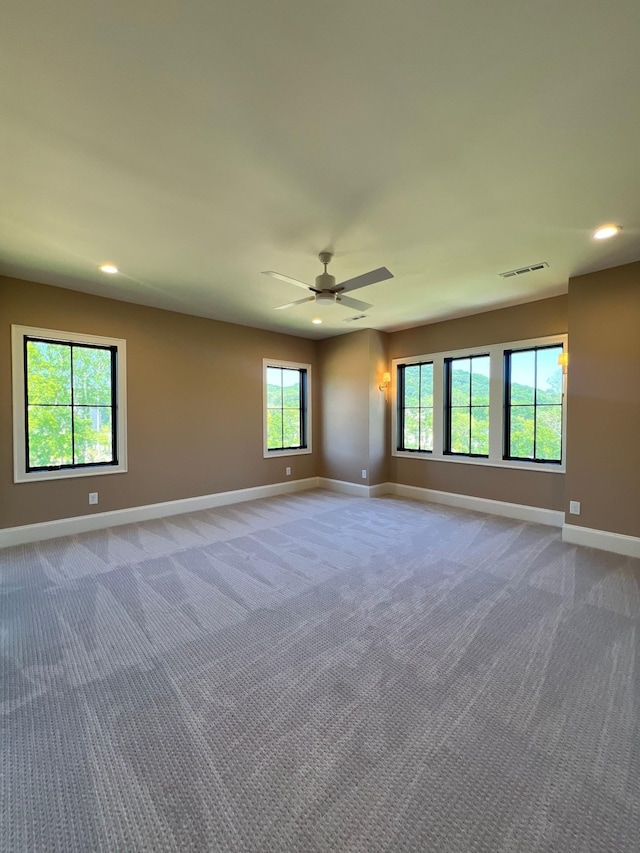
[[2, 490, 640, 851]]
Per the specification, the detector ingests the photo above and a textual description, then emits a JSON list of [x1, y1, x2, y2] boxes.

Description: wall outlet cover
[[569, 500, 580, 515], [361, 469, 367, 479], [88, 492, 99, 505], [285, 467, 291, 476]]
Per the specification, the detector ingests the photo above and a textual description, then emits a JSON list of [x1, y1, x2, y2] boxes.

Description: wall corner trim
[[391, 483, 564, 528], [0, 477, 321, 548], [562, 523, 640, 558]]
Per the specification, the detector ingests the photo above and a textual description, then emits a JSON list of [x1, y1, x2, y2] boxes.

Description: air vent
[[344, 314, 368, 323], [499, 262, 548, 279]]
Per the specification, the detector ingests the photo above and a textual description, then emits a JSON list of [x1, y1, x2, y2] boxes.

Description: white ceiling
[[2, 1, 640, 339]]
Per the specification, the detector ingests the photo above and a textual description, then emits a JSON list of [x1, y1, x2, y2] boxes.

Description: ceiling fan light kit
[[263, 252, 393, 314]]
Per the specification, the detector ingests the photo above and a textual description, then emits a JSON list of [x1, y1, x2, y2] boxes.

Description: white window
[[262, 358, 311, 457], [11, 325, 127, 483], [392, 334, 567, 471]]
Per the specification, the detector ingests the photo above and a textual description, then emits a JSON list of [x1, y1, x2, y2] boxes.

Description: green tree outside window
[[266, 366, 306, 450], [25, 339, 116, 469]]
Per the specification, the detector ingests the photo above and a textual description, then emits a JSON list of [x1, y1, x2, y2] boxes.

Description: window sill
[[263, 447, 312, 460], [14, 463, 128, 484], [392, 451, 564, 474]]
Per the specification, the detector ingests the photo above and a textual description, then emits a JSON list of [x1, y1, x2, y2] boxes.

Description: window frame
[[391, 334, 567, 472], [503, 343, 564, 465], [11, 325, 128, 483], [262, 358, 312, 458], [396, 360, 434, 454], [443, 353, 491, 458]]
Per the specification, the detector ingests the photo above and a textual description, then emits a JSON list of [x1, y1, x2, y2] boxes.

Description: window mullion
[[299, 371, 304, 448], [443, 359, 451, 454], [398, 366, 404, 451], [432, 357, 444, 455], [490, 346, 504, 462], [417, 364, 421, 450], [533, 349, 538, 461], [279, 370, 284, 449], [468, 358, 472, 454], [111, 347, 118, 463], [70, 344, 76, 466]]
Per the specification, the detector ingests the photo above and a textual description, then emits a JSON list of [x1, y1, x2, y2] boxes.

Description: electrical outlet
[[361, 469, 367, 479], [569, 500, 580, 515], [88, 492, 99, 505], [285, 467, 291, 476]]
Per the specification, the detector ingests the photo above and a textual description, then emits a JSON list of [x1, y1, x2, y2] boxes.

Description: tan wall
[[390, 295, 568, 358], [0, 276, 319, 529], [368, 330, 390, 485], [565, 262, 640, 537], [389, 295, 568, 510], [393, 458, 565, 510], [319, 330, 371, 483], [5, 270, 638, 538], [318, 328, 390, 486]]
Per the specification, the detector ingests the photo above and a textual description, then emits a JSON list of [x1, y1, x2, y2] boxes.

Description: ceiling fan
[[263, 252, 393, 312]]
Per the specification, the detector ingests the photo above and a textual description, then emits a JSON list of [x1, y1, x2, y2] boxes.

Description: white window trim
[[11, 325, 128, 483], [262, 358, 312, 458], [392, 334, 567, 473]]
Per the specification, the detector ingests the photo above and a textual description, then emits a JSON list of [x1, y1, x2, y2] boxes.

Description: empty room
[[2, 2, 640, 851]]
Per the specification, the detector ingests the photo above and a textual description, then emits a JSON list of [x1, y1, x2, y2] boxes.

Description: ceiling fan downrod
[[315, 251, 336, 292]]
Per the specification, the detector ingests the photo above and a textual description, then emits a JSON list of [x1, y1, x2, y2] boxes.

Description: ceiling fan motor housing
[[315, 272, 336, 291], [316, 290, 337, 304]]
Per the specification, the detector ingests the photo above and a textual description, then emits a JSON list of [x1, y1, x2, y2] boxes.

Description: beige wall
[[367, 330, 390, 486], [565, 262, 640, 537], [390, 295, 568, 358], [3, 269, 639, 541], [319, 330, 371, 484], [1, 276, 319, 529], [318, 328, 390, 486], [389, 295, 568, 510]]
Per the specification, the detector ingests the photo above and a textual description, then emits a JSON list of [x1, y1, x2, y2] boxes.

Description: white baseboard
[[317, 478, 394, 498], [5, 475, 636, 559], [0, 477, 321, 548], [391, 482, 564, 528], [562, 523, 640, 558]]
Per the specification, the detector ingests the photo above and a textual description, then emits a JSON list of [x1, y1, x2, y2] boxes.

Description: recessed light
[[311, 318, 322, 325], [593, 225, 621, 240], [99, 263, 119, 274]]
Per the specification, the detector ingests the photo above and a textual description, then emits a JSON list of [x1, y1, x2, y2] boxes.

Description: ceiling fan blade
[[262, 270, 316, 292], [274, 296, 315, 310], [337, 295, 373, 312], [335, 266, 394, 294]]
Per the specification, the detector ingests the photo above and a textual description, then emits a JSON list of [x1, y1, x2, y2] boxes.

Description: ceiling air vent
[[499, 261, 549, 279], [344, 314, 368, 323]]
